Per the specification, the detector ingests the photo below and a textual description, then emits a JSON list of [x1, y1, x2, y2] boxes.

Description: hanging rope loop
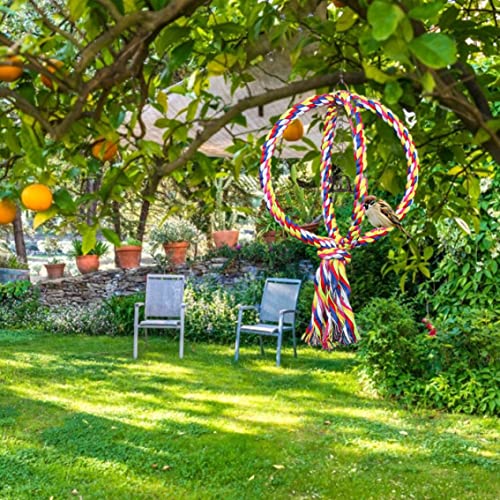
[[259, 90, 420, 348]]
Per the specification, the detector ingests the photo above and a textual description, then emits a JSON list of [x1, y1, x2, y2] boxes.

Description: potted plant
[[70, 240, 108, 274], [115, 237, 142, 269], [0, 251, 30, 283], [281, 163, 322, 231], [210, 177, 240, 248], [150, 216, 199, 266], [255, 200, 283, 244], [43, 237, 65, 279], [257, 217, 283, 244]]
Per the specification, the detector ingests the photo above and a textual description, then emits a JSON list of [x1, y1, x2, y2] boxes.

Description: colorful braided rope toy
[[259, 90, 419, 349]]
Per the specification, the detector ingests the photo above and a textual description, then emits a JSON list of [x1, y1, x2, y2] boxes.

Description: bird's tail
[[397, 223, 412, 239]]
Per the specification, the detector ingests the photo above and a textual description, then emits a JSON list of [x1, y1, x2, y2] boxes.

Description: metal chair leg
[[276, 330, 283, 367], [133, 324, 139, 359], [234, 325, 241, 361], [259, 336, 265, 356], [292, 324, 297, 358]]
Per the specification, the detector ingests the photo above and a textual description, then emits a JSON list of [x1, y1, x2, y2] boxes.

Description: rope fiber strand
[[259, 90, 419, 348]]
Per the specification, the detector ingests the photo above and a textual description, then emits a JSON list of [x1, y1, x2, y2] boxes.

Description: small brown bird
[[364, 195, 411, 238]]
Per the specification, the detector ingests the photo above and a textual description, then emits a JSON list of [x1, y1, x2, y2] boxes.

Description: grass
[[0, 330, 498, 499]]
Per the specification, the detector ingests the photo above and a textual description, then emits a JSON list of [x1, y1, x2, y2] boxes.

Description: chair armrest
[[237, 304, 259, 326], [238, 305, 259, 312], [135, 302, 145, 309], [278, 308, 297, 328]]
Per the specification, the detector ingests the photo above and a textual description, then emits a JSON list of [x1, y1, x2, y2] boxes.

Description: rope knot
[[317, 247, 351, 264]]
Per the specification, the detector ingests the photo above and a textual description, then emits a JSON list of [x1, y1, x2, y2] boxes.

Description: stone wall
[[36, 257, 271, 306]]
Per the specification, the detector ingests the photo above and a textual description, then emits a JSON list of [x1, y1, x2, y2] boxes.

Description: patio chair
[[234, 278, 302, 367], [133, 274, 186, 359]]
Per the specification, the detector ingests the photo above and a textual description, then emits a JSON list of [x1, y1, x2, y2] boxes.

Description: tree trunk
[[137, 171, 162, 242], [12, 210, 27, 263], [112, 200, 122, 267]]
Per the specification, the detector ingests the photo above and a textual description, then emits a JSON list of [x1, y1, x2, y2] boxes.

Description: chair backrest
[[145, 274, 185, 318], [259, 278, 302, 324]]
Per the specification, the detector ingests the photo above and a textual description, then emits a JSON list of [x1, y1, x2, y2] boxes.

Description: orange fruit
[[21, 184, 53, 211], [283, 119, 304, 141], [92, 138, 118, 161], [0, 55, 23, 82], [40, 59, 64, 89], [0, 198, 17, 224]]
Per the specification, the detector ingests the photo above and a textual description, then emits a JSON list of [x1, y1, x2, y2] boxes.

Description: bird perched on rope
[[364, 195, 411, 238]]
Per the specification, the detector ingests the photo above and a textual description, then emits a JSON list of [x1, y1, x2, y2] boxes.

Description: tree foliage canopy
[[0, 0, 498, 276]]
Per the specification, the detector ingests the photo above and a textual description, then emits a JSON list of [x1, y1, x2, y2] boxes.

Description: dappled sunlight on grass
[[0, 334, 498, 499]]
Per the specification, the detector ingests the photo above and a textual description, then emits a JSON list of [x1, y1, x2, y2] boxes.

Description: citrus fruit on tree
[[283, 119, 304, 141], [0, 55, 23, 82], [0, 199, 17, 224], [21, 184, 53, 211], [92, 138, 118, 161], [40, 59, 64, 89]]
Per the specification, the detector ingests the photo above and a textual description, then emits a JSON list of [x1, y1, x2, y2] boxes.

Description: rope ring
[[259, 90, 419, 250]]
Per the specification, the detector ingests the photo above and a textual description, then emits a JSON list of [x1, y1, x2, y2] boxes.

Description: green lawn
[[0, 330, 498, 499]]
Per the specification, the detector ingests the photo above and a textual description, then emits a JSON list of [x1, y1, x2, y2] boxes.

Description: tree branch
[[0, 88, 55, 134], [157, 71, 366, 176]]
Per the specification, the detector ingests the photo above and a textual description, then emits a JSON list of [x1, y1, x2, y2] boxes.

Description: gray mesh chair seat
[[234, 278, 302, 367], [133, 274, 186, 359]]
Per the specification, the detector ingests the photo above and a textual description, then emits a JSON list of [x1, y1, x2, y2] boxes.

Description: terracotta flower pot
[[116, 245, 142, 269], [44, 263, 65, 279], [163, 241, 190, 266], [212, 229, 239, 248], [262, 230, 277, 244], [76, 255, 100, 274]]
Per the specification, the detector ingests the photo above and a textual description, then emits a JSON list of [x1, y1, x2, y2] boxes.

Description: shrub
[[205, 238, 312, 279], [40, 304, 115, 336], [184, 278, 263, 344], [357, 298, 499, 415], [102, 293, 145, 336], [0, 281, 42, 328], [357, 297, 424, 401]]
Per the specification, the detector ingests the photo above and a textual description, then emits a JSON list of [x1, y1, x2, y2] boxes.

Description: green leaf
[[53, 189, 77, 215], [102, 228, 121, 247], [4, 128, 21, 154], [33, 207, 57, 230], [384, 37, 411, 64], [157, 91, 168, 114], [423, 246, 434, 260], [170, 40, 194, 69], [68, 0, 87, 21], [384, 81, 403, 104], [473, 119, 500, 145], [207, 54, 238, 76], [418, 264, 431, 278], [81, 225, 97, 255], [362, 62, 394, 83], [409, 33, 457, 69], [336, 8, 358, 32], [409, 1, 445, 22], [420, 72, 436, 92], [367, 1, 405, 41], [123, 0, 136, 14], [155, 27, 191, 55], [110, 0, 125, 14], [149, 0, 169, 9]]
